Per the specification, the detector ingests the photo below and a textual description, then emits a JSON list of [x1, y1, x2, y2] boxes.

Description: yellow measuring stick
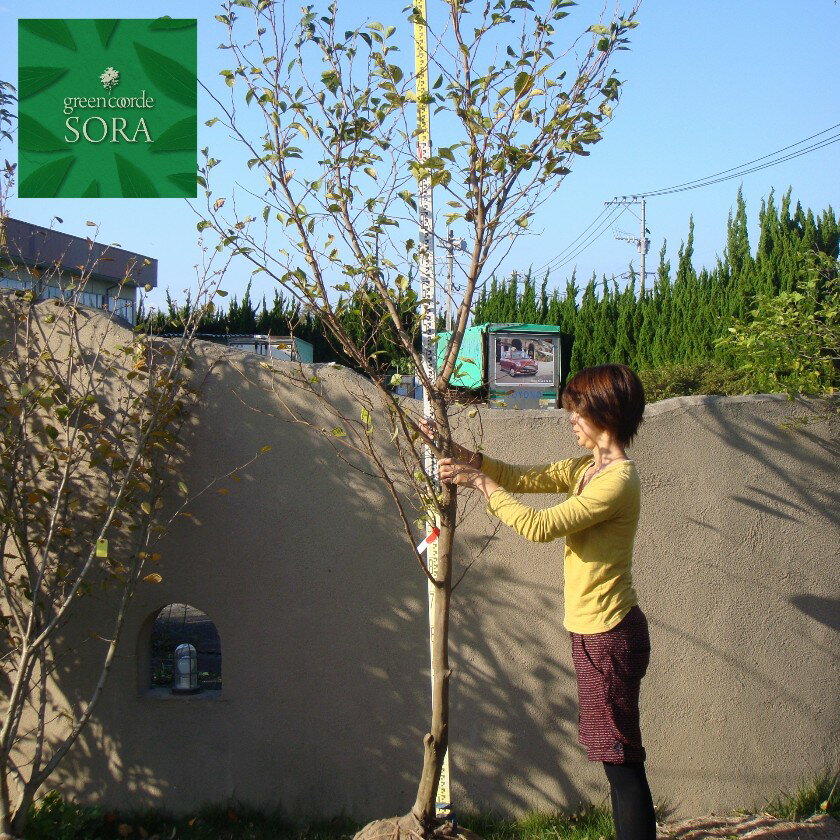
[[413, 0, 452, 817]]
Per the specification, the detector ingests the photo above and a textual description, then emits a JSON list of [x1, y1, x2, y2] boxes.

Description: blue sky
[[1, 0, 838, 312]]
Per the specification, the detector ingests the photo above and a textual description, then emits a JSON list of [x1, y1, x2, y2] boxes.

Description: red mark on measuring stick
[[416, 527, 440, 554]]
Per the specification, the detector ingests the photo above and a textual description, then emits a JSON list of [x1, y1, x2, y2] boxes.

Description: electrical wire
[[532, 122, 840, 285], [532, 203, 614, 275], [540, 204, 628, 276], [636, 123, 840, 197]]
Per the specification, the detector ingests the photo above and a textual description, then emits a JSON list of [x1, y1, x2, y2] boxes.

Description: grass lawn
[[22, 772, 838, 840]]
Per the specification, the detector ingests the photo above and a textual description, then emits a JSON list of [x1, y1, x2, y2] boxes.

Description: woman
[[428, 363, 655, 840]]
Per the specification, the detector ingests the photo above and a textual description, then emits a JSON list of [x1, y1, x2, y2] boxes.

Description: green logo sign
[[18, 18, 197, 198]]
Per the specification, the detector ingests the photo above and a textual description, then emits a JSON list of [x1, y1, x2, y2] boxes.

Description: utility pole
[[445, 227, 467, 333], [606, 195, 651, 295]]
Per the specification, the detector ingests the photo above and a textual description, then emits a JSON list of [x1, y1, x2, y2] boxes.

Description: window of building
[[149, 603, 221, 692]]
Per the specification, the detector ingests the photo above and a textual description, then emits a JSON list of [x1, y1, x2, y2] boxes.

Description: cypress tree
[[613, 271, 636, 365], [651, 241, 672, 367], [538, 274, 549, 323], [518, 269, 538, 323]]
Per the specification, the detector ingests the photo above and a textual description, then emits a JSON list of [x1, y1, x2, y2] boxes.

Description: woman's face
[[568, 408, 603, 450]]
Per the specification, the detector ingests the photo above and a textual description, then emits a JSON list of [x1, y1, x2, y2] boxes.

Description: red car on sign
[[499, 356, 538, 376]]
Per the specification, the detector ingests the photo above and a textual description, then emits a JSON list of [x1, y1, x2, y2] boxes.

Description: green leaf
[[81, 179, 100, 198], [20, 20, 77, 51], [151, 117, 196, 152], [141, 501, 152, 515], [330, 426, 346, 437], [95, 20, 119, 48], [133, 42, 196, 107], [513, 71, 532, 96], [149, 17, 197, 30], [19, 66, 68, 98], [363, 166, 377, 180], [18, 114, 65, 151], [166, 172, 198, 195], [19, 156, 74, 198], [114, 153, 159, 197]]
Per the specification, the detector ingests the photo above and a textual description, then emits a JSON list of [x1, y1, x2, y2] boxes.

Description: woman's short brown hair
[[561, 364, 645, 446]]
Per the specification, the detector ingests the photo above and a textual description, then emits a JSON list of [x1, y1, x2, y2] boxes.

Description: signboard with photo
[[491, 333, 558, 388]]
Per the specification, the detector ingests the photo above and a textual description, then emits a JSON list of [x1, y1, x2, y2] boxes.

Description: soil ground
[[656, 813, 839, 839]]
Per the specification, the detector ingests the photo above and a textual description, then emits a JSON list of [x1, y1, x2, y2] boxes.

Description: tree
[[0, 249, 237, 837], [200, 1, 640, 835], [0, 83, 239, 834]]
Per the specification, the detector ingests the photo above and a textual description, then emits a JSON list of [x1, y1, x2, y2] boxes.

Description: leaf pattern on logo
[[166, 172, 198, 196], [151, 117, 196, 153], [19, 66, 69, 99], [95, 20, 119, 49], [133, 42, 196, 107], [19, 20, 77, 51], [18, 114, 66, 151], [149, 18, 197, 31], [115, 153, 159, 198], [19, 156, 74, 198], [19, 19, 196, 198]]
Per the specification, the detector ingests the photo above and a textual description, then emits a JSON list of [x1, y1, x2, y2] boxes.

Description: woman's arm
[[420, 420, 580, 494], [481, 455, 581, 494], [481, 470, 633, 543], [438, 459, 627, 542]]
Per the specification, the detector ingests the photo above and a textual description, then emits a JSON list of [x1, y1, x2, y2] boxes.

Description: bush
[[715, 253, 840, 396], [25, 792, 105, 840], [638, 361, 751, 402]]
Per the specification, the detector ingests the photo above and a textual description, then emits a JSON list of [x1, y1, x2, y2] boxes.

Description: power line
[[532, 204, 613, 275], [537, 204, 627, 277], [636, 122, 840, 197], [531, 122, 840, 286]]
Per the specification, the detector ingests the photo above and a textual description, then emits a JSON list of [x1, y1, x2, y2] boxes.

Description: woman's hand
[[438, 457, 500, 500], [418, 419, 483, 468]]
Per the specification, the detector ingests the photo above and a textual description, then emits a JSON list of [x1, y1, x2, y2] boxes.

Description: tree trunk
[[410, 488, 456, 830]]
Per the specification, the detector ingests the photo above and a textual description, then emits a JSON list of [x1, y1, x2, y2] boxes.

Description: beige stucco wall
[[20, 323, 840, 821]]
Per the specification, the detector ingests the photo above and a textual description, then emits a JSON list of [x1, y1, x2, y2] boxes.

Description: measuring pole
[[446, 228, 454, 333], [413, 0, 452, 817]]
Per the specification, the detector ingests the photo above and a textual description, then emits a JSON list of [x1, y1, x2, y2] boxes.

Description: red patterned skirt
[[570, 605, 650, 763]]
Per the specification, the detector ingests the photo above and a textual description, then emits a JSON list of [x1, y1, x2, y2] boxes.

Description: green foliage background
[[473, 188, 839, 393], [141, 188, 839, 396]]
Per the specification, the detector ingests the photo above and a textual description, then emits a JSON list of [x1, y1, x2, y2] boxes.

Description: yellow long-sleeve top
[[481, 454, 641, 634]]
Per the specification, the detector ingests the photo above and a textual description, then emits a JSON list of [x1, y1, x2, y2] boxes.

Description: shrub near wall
[[638, 362, 752, 402]]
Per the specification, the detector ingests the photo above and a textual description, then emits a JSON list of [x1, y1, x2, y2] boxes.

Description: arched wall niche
[[136, 603, 222, 697]]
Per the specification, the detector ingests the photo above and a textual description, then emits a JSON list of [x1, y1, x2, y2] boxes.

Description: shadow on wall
[[789, 595, 840, 633], [450, 563, 587, 813], [38, 346, 600, 819], [28, 376, 840, 821], [699, 396, 840, 532]]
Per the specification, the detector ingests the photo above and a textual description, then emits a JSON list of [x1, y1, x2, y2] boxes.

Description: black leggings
[[603, 761, 656, 840]]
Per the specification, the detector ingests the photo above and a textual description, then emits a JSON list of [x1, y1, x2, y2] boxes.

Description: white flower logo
[[100, 67, 120, 91]]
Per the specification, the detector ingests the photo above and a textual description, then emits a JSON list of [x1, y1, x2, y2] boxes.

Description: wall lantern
[[172, 643, 201, 694]]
